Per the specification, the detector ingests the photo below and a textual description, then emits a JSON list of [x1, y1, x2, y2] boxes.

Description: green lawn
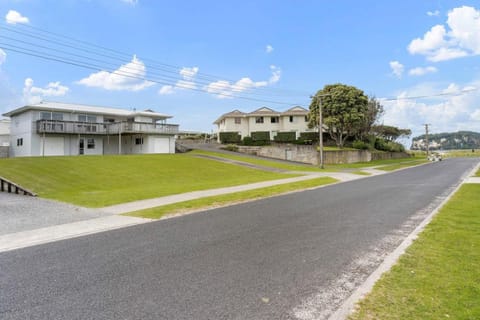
[[0, 154, 297, 207], [349, 184, 480, 320], [127, 176, 337, 219]]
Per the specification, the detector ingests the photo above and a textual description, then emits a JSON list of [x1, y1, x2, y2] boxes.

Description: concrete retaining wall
[[237, 144, 410, 165]]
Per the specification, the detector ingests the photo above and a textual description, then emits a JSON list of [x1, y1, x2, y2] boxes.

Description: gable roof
[[281, 106, 309, 116], [2, 101, 172, 120], [248, 107, 280, 116], [213, 109, 246, 124]]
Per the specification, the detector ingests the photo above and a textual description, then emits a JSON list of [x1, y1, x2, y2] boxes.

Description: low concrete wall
[[0, 146, 9, 158], [237, 144, 410, 165]]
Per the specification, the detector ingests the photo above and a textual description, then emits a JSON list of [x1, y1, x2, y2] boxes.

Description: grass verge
[[377, 159, 429, 171], [0, 154, 297, 207], [191, 149, 417, 172], [126, 176, 337, 219], [348, 183, 480, 320]]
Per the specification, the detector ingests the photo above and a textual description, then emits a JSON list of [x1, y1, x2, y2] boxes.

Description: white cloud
[[471, 109, 480, 121], [77, 55, 154, 91], [5, 10, 29, 24], [23, 78, 69, 104], [179, 67, 199, 81], [408, 66, 438, 76], [389, 61, 404, 78], [158, 85, 174, 95], [269, 65, 281, 83], [381, 81, 480, 144], [266, 45, 274, 53], [121, 0, 138, 5], [157, 66, 200, 95], [408, 6, 480, 61], [0, 49, 6, 66], [204, 65, 281, 99], [427, 10, 440, 17]]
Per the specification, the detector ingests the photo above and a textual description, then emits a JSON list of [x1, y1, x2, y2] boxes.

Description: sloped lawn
[[0, 154, 296, 207]]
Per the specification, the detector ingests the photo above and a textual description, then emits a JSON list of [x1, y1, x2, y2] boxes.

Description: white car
[[428, 152, 443, 161]]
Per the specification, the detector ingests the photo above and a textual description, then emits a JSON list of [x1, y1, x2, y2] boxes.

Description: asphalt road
[[1, 158, 478, 320]]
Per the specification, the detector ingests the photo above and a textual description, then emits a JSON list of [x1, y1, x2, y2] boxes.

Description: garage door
[[153, 137, 170, 153], [41, 137, 65, 156]]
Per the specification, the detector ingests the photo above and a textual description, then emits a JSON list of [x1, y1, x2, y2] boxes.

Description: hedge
[[251, 131, 270, 142], [274, 132, 296, 143], [219, 132, 241, 144]]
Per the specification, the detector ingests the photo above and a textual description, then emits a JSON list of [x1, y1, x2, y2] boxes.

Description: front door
[[79, 138, 84, 155]]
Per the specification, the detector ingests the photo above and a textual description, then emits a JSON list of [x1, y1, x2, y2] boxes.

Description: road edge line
[[328, 159, 480, 320]]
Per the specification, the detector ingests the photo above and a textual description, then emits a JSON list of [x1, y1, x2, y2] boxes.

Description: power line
[[0, 21, 310, 99], [379, 88, 478, 101], [1, 44, 305, 106]]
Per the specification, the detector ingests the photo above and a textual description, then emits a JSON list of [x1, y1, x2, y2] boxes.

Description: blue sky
[[1, 0, 479, 143]]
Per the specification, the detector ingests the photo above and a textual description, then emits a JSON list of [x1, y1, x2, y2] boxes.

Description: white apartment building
[[2, 101, 179, 157], [214, 106, 314, 141], [0, 118, 10, 147]]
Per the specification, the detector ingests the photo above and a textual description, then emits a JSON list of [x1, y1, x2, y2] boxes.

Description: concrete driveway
[[0, 193, 111, 235]]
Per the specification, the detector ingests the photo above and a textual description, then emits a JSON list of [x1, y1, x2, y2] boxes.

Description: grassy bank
[[192, 149, 419, 172], [349, 183, 480, 320], [127, 176, 337, 219], [0, 154, 296, 207]]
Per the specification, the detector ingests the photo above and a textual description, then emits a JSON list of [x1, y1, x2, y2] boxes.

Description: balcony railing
[[36, 120, 179, 135]]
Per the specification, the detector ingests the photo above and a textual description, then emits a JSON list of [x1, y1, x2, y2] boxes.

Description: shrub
[[221, 144, 239, 152], [299, 132, 319, 143], [251, 131, 271, 142], [219, 132, 241, 144], [374, 138, 405, 152], [274, 132, 296, 143], [352, 140, 370, 150], [242, 136, 270, 146]]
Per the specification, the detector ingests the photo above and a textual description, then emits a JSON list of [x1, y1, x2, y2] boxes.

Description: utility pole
[[424, 123, 430, 158], [311, 93, 331, 169], [318, 96, 324, 169]]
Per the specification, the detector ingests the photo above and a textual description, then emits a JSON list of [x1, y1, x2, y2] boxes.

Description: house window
[[289, 116, 294, 123], [234, 117, 241, 124], [255, 117, 264, 124], [135, 137, 144, 145], [40, 112, 51, 120], [305, 115, 309, 122], [271, 117, 279, 123], [52, 112, 63, 121], [87, 138, 95, 149], [16, 138, 23, 146], [40, 112, 63, 121], [78, 114, 97, 123]]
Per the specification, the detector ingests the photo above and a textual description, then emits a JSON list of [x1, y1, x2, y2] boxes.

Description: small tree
[[357, 96, 384, 141], [372, 125, 412, 141], [309, 83, 369, 148]]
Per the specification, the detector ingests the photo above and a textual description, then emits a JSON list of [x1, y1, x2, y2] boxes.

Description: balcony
[[36, 120, 179, 135]]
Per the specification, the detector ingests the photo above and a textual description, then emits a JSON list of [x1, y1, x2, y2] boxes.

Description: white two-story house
[[2, 101, 179, 157], [214, 106, 314, 141]]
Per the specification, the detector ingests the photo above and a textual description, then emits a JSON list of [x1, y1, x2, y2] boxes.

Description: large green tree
[[309, 83, 369, 148]]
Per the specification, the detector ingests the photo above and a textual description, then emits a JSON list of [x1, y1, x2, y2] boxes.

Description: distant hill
[[410, 131, 480, 150]]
